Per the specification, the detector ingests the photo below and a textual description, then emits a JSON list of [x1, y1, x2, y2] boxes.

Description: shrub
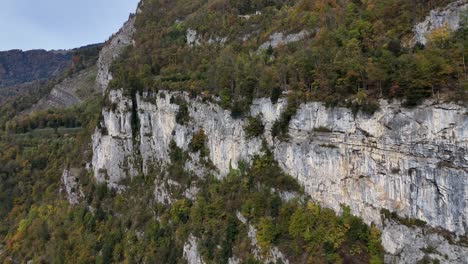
[[257, 217, 278, 251], [189, 129, 208, 157], [271, 95, 299, 140], [244, 115, 265, 139], [172, 96, 190, 125], [313, 126, 332, 133], [270, 86, 282, 104], [176, 103, 190, 125], [319, 144, 338, 149], [380, 208, 427, 228], [420, 246, 438, 254]]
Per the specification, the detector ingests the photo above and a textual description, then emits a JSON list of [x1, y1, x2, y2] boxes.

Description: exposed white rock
[[260, 99, 468, 237], [186, 28, 227, 46], [207, 36, 228, 45], [185, 152, 211, 178], [183, 235, 205, 264], [382, 219, 468, 264], [228, 256, 241, 264], [187, 29, 201, 47], [183, 184, 200, 200], [96, 15, 136, 93], [92, 90, 468, 262], [413, 0, 468, 46], [259, 30, 311, 50], [154, 180, 172, 205], [92, 90, 138, 188], [61, 168, 84, 205], [135, 91, 263, 178]]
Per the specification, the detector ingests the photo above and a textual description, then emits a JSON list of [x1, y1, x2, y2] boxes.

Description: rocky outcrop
[[28, 66, 97, 112], [413, 0, 468, 45], [259, 30, 311, 50], [92, 89, 467, 262], [186, 29, 227, 47], [96, 15, 136, 93], [382, 219, 468, 264], [92, 90, 138, 189], [187, 29, 202, 47], [61, 168, 84, 205], [183, 235, 205, 264]]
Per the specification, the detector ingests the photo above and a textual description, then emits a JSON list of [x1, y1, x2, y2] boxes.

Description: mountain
[[0, 49, 71, 88], [0, 49, 72, 106], [0, 1, 467, 263]]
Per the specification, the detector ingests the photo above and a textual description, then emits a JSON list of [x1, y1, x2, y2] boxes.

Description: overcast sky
[[0, 0, 139, 51]]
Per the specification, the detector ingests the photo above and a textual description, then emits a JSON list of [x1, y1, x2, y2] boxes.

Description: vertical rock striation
[[91, 90, 467, 262]]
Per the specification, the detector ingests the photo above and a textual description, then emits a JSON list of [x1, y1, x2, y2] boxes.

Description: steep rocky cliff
[[83, 1, 468, 263], [91, 89, 468, 263], [413, 0, 468, 45], [96, 15, 136, 93]]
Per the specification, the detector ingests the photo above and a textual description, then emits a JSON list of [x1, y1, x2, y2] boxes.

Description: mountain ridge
[[0, 1, 467, 263]]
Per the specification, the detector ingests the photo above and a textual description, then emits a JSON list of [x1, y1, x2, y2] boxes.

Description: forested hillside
[[0, 0, 466, 263], [0, 44, 102, 107], [111, 0, 466, 116]]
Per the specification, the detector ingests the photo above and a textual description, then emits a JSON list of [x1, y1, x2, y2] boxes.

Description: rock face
[[28, 66, 97, 112], [96, 15, 136, 93], [92, 90, 138, 189], [61, 169, 84, 205], [413, 0, 468, 45], [183, 235, 205, 264], [92, 89, 467, 262], [258, 30, 311, 50], [382, 219, 468, 264], [0, 49, 71, 88]]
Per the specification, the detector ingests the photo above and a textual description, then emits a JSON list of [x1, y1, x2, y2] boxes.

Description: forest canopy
[[110, 0, 467, 115]]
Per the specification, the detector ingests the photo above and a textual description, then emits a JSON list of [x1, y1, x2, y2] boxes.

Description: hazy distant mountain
[[0, 49, 72, 88]]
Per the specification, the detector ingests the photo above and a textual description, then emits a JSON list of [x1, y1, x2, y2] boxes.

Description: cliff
[[91, 89, 468, 263], [96, 15, 136, 93], [82, 1, 468, 263], [413, 0, 468, 46]]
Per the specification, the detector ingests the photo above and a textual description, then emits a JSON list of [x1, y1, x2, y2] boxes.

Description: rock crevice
[[92, 90, 467, 262]]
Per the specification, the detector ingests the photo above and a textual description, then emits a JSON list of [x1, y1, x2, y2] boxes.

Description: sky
[[0, 0, 140, 51]]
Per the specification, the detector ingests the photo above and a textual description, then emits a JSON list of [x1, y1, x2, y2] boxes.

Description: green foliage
[[189, 129, 209, 157], [381, 208, 427, 228], [5, 107, 86, 134], [0, 115, 384, 263], [313, 126, 333, 133], [257, 217, 278, 250], [172, 96, 190, 125], [108, 0, 465, 114], [244, 115, 265, 139], [271, 95, 299, 140], [420, 245, 438, 254]]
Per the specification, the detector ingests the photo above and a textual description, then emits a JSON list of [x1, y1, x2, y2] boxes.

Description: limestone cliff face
[[91, 89, 467, 262], [413, 0, 467, 45], [96, 15, 136, 93]]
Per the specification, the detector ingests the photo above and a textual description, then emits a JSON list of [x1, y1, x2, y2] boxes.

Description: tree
[[366, 58, 386, 96], [257, 217, 278, 251]]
